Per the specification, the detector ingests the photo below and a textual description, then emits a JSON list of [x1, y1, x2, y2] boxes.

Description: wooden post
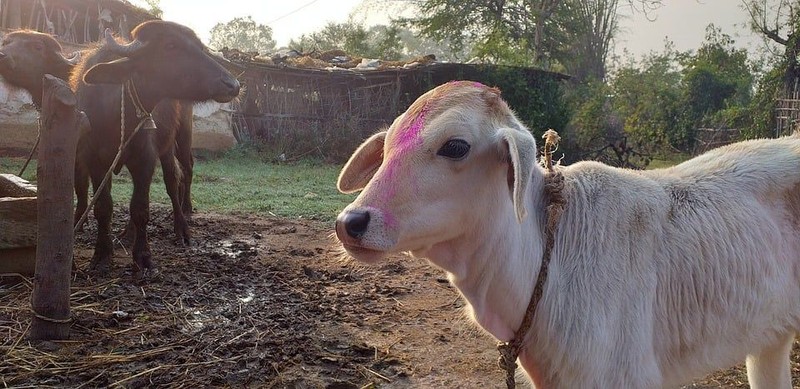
[[29, 75, 79, 340]]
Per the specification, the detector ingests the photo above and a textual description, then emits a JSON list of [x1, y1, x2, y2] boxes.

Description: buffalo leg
[[73, 160, 89, 231], [161, 150, 190, 245], [87, 162, 114, 273], [126, 153, 157, 279], [176, 117, 194, 218]]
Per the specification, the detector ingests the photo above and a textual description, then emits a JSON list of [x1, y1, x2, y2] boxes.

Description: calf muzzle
[[336, 209, 371, 241]]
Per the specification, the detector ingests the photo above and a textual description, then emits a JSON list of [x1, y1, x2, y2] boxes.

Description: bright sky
[[614, 0, 762, 60], [131, 0, 763, 59], [136, 0, 375, 47]]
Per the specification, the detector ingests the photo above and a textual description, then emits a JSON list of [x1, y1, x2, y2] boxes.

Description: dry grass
[[1, 276, 245, 388]]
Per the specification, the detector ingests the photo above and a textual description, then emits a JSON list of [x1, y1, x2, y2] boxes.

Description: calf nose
[[222, 77, 240, 96], [338, 210, 371, 239]]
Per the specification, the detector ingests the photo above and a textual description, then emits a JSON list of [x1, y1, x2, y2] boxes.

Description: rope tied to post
[[497, 129, 565, 388], [30, 308, 72, 323]]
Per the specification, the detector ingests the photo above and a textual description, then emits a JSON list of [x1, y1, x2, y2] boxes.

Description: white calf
[[334, 80, 800, 388]]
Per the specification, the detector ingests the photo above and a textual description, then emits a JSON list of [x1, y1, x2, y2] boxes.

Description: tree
[[609, 43, 683, 152], [396, 27, 471, 61], [143, 0, 162, 18], [678, 25, 754, 132], [744, 0, 800, 94], [208, 16, 276, 54], [288, 22, 404, 60], [408, 0, 561, 66], [408, 0, 662, 76], [289, 22, 365, 54], [554, 0, 621, 82]]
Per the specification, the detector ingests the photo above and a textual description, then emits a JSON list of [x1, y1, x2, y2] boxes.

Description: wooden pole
[[29, 75, 79, 340]]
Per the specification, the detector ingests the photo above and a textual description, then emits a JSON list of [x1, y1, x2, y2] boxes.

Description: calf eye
[[437, 139, 470, 160]]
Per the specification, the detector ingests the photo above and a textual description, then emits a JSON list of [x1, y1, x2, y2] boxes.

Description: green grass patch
[[647, 153, 690, 170], [1, 154, 354, 222]]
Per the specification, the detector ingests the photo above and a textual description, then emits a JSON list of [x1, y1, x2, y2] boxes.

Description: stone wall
[[191, 101, 237, 152]]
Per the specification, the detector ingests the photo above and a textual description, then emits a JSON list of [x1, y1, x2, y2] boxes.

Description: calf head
[[83, 21, 240, 105], [335, 81, 538, 264], [0, 30, 77, 106]]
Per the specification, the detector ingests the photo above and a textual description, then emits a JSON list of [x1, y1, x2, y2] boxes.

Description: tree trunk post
[[29, 75, 79, 340]]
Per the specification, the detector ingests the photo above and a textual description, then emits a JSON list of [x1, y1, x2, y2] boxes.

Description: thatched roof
[[0, 0, 157, 44]]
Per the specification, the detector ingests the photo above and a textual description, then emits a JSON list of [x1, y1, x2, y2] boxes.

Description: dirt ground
[[1, 205, 798, 388]]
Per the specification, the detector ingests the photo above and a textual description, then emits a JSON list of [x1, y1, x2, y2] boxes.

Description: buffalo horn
[[63, 51, 81, 66], [103, 28, 148, 57]]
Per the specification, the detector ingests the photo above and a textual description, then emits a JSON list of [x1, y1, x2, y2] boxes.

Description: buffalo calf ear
[[83, 57, 133, 85]]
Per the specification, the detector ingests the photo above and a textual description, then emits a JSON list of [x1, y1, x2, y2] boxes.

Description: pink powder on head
[[395, 103, 429, 150], [378, 101, 431, 205]]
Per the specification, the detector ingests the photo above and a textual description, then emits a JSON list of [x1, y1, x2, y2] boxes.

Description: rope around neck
[[497, 129, 565, 388], [125, 78, 152, 120]]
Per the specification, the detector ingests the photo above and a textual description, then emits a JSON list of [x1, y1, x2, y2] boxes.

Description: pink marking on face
[[377, 101, 431, 205], [383, 209, 397, 228], [395, 102, 430, 151]]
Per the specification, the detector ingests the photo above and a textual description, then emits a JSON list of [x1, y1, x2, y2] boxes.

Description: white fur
[[336, 82, 800, 388]]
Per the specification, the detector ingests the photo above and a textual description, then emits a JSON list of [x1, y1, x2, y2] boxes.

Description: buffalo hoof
[[174, 226, 191, 247], [133, 250, 155, 273], [88, 253, 112, 275]]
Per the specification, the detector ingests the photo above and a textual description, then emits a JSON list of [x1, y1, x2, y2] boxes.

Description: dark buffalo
[[71, 21, 239, 277], [0, 30, 196, 245], [0, 30, 78, 107]]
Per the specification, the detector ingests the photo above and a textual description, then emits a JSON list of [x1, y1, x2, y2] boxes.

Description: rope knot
[[542, 129, 565, 230], [541, 129, 561, 172], [497, 341, 520, 388], [496, 342, 518, 370]]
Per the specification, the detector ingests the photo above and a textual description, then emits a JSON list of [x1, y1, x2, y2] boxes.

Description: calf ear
[[337, 131, 387, 193], [83, 57, 133, 85], [497, 127, 536, 222]]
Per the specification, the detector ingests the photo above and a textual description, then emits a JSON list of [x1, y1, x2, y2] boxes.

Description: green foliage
[[745, 0, 800, 94], [742, 65, 783, 139], [677, 25, 754, 138], [609, 45, 683, 152], [395, 26, 472, 61], [471, 29, 535, 66], [408, 0, 494, 61], [288, 22, 404, 60], [590, 26, 758, 155], [208, 16, 276, 54], [566, 78, 614, 148], [369, 25, 404, 60], [409, 0, 659, 80], [474, 66, 570, 137]]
